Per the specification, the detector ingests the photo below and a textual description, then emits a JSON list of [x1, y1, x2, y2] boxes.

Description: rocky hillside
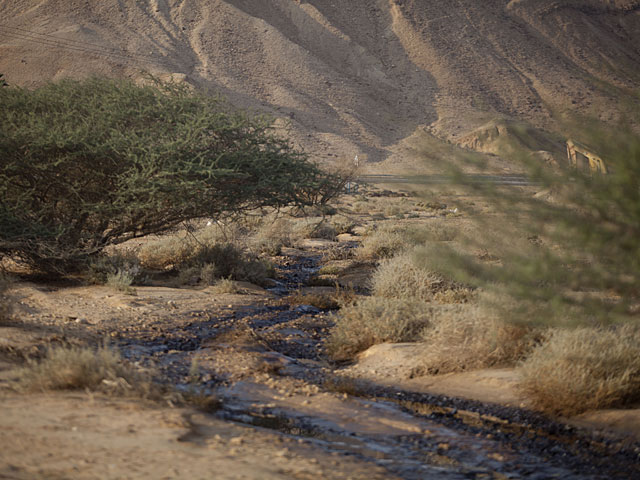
[[1, 0, 639, 168]]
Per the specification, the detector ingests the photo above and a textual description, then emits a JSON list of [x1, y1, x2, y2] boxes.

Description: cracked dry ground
[[1, 243, 639, 479]]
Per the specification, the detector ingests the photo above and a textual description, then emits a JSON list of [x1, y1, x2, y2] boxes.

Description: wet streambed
[[115, 248, 640, 479]]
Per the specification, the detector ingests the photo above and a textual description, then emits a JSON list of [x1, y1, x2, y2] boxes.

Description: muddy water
[[119, 249, 640, 480]]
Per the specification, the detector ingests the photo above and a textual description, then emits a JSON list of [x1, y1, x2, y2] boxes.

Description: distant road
[[359, 174, 535, 186]]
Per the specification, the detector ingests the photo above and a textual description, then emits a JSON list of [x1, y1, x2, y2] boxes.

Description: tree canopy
[[0, 76, 344, 273]]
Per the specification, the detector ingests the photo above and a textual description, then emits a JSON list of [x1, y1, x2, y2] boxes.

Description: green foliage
[[0, 76, 344, 274], [436, 117, 640, 327], [0, 274, 12, 322]]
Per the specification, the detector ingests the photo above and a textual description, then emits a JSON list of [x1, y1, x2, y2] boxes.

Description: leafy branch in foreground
[[427, 117, 640, 327], [0, 76, 344, 274]]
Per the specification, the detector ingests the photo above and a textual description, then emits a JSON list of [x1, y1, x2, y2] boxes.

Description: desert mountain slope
[[1, 0, 639, 167]]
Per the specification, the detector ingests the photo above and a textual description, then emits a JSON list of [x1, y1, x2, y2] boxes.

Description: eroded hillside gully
[[115, 245, 639, 480]]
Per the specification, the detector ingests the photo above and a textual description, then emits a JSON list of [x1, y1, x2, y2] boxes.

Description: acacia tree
[[0, 76, 345, 274]]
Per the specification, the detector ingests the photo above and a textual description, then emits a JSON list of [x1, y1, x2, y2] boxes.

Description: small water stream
[[118, 249, 640, 479]]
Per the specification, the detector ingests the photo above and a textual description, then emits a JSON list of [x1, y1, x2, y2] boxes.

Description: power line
[[0, 24, 172, 67], [0, 24, 381, 93]]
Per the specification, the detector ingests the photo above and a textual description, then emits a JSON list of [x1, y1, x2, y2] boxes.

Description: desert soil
[[2, 194, 639, 479], [1, 1, 640, 478]]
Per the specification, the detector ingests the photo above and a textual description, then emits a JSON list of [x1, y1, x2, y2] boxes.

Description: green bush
[[0, 274, 12, 322], [0, 76, 344, 274]]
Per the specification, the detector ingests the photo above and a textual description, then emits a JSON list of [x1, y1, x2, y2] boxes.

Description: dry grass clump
[[138, 234, 199, 270], [249, 217, 294, 255], [286, 285, 356, 311], [422, 219, 459, 242], [208, 277, 241, 294], [329, 216, 357, 235], [323, 375, 363, 396], [326, 297, 433, 361], [137, 222, 245, 270], [318, 263, 345, 275], [518, 325, 640, 415], [292, 218, 337, 241], [371, 252, 474, 304], [352, 201, 370, 214], [285, 291, 341, 310], [417, 303, 535, 375], [356, 224, 410, 259], [177, 243, 274, 286], [106, 270, 137, 295], [17, 344, 155, 396], [138, 231, 273, 287], [322, 244, 355, 261], [87, 250, 146, 287]]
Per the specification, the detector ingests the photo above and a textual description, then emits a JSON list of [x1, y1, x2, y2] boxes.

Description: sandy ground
[[1, 2, 640, 473], [1, 223, 639, 478], [0, 393, 395, 480], [343, 342, 640, 441]]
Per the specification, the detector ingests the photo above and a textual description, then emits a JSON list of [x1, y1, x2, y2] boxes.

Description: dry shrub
[[518, 325, 640, 415], [17, 344, 155, 396], [285, 291, 340, 310], [249, 217, 294, 255], [322, 244, 355, 261], [352, 201, 369, 214], [326, 297, 433, 361], [417, 303, 535, 375], [329, 216, 357, 235], [138, 234, 198, 270], [87, 250, 146, 286], [140, 233, 273, 286], [208, 277, 241, 294], [293, 218, 337, 241], [423, 219, 459, 242], [106, 270, 137, 295], [356, 224, 410, 259], [371, 252, 474, 304]]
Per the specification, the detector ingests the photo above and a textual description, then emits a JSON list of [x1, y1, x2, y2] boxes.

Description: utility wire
[[0, 24, 172, 66], [0, 24, 376, 91]]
